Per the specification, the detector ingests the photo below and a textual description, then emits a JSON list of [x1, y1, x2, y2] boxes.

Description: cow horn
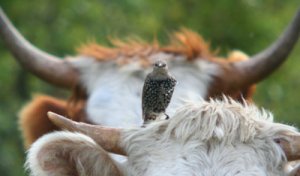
[[47, 112, 126, 155], [219, 7, 300, 91], [0, 8, 78, 88]]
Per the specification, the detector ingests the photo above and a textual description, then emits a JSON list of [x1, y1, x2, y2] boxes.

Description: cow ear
[[26, 131, 122, 176], [274, 136, 300, 175], [273, 134, 300, 161]]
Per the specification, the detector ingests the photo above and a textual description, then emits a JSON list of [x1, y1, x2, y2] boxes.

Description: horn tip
[[47, 111, 68, 129], [47, 111, 60, 121]]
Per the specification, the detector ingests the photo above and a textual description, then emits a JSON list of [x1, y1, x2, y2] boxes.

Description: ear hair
[[26, 131, 122, 176]]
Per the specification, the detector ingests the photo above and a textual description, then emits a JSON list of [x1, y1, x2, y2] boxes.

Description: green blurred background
[[0, 0, 300, 175]]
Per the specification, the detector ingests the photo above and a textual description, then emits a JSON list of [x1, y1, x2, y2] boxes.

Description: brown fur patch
[[227, 50, 250, 62], [19, 95, 86, 148], [67, 84, 88, 121], [227, 50, 256, 101], [206, 50, 256, 101], [77, 28, 215, 65]]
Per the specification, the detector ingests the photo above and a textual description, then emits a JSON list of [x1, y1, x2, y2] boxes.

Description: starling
[[142, 60, 177, 124]]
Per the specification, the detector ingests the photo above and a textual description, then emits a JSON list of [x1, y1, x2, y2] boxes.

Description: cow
[[26, 98, 300, 176], [0, 5, 300, 150]]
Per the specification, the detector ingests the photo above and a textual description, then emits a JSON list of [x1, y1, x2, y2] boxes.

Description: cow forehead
[[126, 144, 283, 176], [72, 55, 220, 127], [121, 100, 295, 175]]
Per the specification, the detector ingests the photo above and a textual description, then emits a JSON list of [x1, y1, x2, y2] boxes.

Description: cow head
[[26, 99, 300, 175]]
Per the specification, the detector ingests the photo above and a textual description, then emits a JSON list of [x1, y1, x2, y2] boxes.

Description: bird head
[[153, 60, 168, 74]]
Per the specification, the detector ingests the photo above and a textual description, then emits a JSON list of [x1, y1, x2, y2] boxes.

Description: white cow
[[26, 99, 300, 176]]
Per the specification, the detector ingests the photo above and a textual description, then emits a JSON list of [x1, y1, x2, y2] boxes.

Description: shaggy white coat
[[26, 99, 298, 176]]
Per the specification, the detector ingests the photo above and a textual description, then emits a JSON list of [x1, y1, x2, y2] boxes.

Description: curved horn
[[47, 112, 126, 155], [0, 8, 78, 88], [220, 7, 300, 90]]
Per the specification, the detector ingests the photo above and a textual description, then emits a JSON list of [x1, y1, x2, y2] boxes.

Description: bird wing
[[142, 75, 156, 115], [159, 77, 177, 108]]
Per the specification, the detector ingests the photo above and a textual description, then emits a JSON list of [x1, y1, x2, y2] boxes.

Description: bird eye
[[154, 61, 166, 68]]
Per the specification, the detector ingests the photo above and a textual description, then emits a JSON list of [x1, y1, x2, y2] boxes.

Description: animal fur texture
[[26, 98, 299, 176]]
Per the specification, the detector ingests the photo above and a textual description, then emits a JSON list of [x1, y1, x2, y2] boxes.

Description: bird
[[142, 60, 177, 125]]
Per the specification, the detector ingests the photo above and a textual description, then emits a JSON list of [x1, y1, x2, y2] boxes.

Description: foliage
[[0, 0, 299, 175]]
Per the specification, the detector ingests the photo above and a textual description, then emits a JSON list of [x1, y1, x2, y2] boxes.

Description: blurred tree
[[0, 0, 299, 175]]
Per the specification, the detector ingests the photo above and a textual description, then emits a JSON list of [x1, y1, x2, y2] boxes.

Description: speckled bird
[[142, 60, 177, 124]]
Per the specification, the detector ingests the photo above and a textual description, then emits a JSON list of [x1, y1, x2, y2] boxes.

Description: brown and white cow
[[0, 6, 300, 150], [26, 98, 300, 176]]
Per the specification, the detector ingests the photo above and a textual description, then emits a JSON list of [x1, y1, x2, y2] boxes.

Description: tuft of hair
[[227, 50, 249, 62], [125, 97, 297, 145], [122, 98, 297, 175], [26, 131, 122, 176], [163, 98, 296, 142], [77, 28, 215, 65]]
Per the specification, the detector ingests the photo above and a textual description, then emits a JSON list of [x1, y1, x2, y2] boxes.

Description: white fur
[[72, 53, 219, 127], [121, 99, 297, 176], [27, 99, 299, 176]]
